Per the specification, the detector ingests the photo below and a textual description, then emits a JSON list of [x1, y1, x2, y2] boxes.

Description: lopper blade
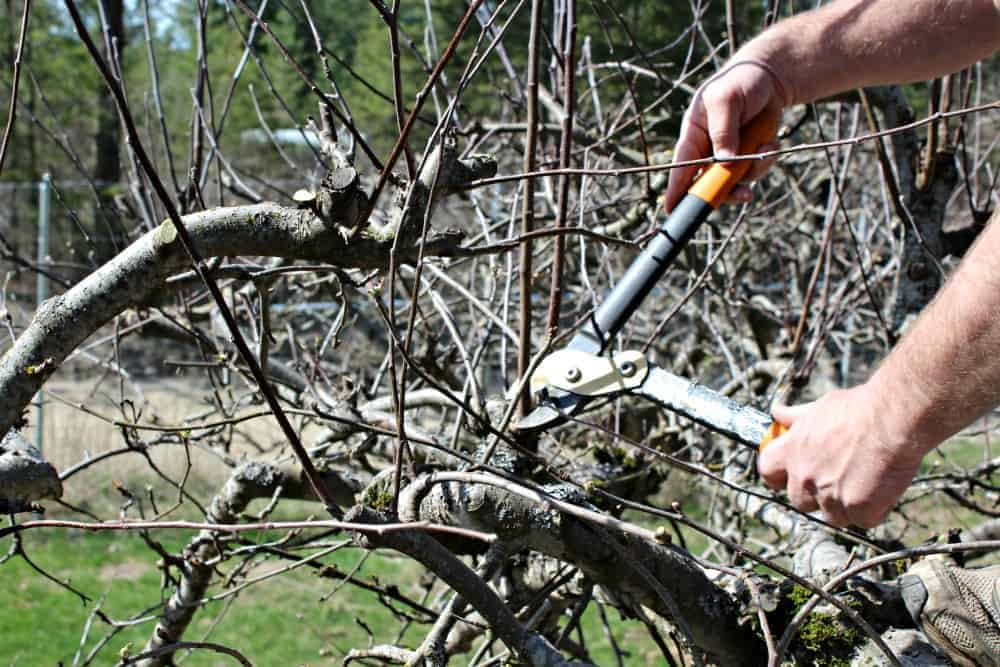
[[514, 404, 565, 432], [514, 388, 589, 432]]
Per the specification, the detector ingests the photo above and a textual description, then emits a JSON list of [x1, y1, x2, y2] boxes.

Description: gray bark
[[865, 86, 961, 330], [346, 506, 589, 667], [0, 430, 61, 512], [960, 518, 1000, 544], [852, 629, 951, 667], [399, 473, 765, 665]]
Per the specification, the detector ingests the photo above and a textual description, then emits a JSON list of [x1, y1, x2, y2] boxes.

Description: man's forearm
[[864, 208, 1000, 456], [742, 0, 1000, 450], [740, 0, 1000, 105]]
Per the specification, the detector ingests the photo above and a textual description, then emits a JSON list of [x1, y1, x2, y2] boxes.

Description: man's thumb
[[772, 402, 808, 425], [704, 92, 741, 158]]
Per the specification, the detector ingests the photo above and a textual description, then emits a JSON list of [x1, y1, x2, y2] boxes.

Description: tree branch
[[0, 430, 61, 513], [346, 505, 589, 667], [399, 472, 765, 665], [0, 202, 465, 438]]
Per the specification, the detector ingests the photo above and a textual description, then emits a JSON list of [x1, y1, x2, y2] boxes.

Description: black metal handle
[[570, 193, 714, 353], [566, 112, 778, 355]]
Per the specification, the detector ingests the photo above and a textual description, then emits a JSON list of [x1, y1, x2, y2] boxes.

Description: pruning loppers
[[515, 113, 788, 452]]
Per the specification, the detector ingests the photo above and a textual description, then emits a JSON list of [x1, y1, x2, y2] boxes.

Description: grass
[[921, 436, 995, 473], [1, 529, 428, 666], [1, 529, 665, 666], [897, 434, 1000, 554]]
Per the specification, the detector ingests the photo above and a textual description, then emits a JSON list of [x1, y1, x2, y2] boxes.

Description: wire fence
[[1, 178, 58, 454], [0, 178, 63, 311], [0, 176, 317, 305], [0, 177, 116, 277]]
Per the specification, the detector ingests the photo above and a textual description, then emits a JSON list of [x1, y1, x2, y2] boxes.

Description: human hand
[[757, 384, 927, 528], [664, 60, 788, 213]]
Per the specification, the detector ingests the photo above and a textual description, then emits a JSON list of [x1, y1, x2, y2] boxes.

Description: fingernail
[[715, 149, 734, 160]]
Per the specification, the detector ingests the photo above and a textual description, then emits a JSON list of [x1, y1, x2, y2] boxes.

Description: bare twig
[[0, 0, 30, 178]]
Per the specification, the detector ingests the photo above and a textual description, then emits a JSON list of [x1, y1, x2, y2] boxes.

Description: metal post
[[35, 173, 50, 454]]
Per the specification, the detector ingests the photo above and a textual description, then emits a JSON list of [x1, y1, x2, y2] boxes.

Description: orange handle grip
[[758, 421, 788, 453], [688, 113, 779, 209]]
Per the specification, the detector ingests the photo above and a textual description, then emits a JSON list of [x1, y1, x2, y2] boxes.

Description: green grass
[[0, 529, 423, 666], [905, 435, 998, 543], [1, 530, 664, 666], [2, 531, 165, 666], [921, 436, 995, 474]]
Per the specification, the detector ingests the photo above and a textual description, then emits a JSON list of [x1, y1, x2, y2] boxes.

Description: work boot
[[899, 557, 1000, 667]]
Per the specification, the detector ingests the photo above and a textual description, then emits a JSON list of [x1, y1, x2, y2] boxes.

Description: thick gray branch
[[0, 430, 62, 512], [346, 507, 586, 667], [0, 203, 463, 437], [400, 474, 764, 665]]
